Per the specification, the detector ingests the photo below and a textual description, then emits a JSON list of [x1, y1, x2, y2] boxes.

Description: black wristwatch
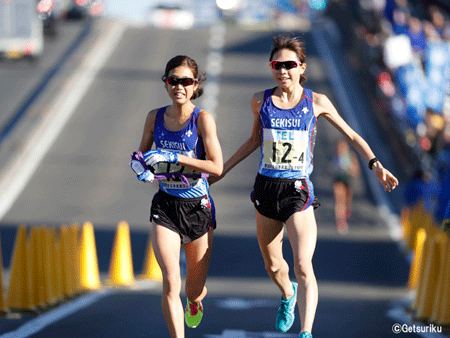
[[368, 157, 379, 170]]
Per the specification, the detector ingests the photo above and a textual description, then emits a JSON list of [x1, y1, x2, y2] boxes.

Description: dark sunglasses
[[164, 76, 197, 87], [269, 60, 302, 70]]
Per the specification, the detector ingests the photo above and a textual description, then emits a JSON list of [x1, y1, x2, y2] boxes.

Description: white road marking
[[201, 22, 226, 118], [205, 330, 298, 338], [0, 20, 127, 221], [216, 298, 278, 310], [0, 289, 114, 338]]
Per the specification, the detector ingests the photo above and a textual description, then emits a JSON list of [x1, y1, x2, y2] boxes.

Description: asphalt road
[[0, 16, 437, 338]]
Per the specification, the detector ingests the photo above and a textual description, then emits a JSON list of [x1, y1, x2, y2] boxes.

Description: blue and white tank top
[[153, 106, 209, 198], [258, 87, 317, 179]]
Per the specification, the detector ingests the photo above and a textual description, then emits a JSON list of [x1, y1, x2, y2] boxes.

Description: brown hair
[[269, 34, 307, 84], [161, 55, 206, 100]]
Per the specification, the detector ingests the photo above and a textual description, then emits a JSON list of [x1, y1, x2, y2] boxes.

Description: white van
[[0, 0, 44, 59]]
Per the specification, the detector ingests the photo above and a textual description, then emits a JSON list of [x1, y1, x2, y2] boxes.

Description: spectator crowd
[[331, 0, 450, 227]]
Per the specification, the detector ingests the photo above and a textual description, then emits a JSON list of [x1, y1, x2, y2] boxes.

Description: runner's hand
[[373, 164, 398, 192], [129, 151, 154, 182], [137, 170, 154, 183], [144, 149, 179, 168]]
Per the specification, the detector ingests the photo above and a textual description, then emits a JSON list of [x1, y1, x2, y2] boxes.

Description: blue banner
[[395, 63, 427, 127], [425, 42, 450, 112]]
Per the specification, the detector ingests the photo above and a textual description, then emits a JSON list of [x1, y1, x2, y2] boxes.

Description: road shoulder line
[[0, 20, 127, 221], [0, 289, 113, 338]]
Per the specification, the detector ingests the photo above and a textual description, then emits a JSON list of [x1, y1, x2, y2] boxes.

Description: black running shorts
[[251, 173, 320, 223], [150, 190, 216, 244]]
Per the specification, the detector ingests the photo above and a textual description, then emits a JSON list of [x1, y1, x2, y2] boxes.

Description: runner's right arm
[[138, 109, 158, 153], [210, 91, 264, 184], [128, 109, 158, 183]]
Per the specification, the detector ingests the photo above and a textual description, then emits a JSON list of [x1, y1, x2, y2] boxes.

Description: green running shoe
[[276, 281, 298, 332], [185, 300, 203, 328], [299, 331, 312, 338]]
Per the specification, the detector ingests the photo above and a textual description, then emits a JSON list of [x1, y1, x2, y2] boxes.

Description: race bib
[[154, 150, 202, 189], [262, 128, 308, 171]]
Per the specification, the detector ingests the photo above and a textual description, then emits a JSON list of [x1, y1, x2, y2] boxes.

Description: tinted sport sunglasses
[[164, 76, 197, 87], [269, 60, 302, 70]]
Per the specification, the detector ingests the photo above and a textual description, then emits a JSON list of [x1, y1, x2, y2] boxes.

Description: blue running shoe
[[299, 331, 312, 338], [276, 281, 298, 332]]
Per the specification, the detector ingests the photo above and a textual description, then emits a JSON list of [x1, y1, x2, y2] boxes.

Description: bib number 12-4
[[263, 129, 307, 170]]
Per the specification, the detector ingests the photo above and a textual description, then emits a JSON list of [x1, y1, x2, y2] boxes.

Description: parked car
[[147, 4, 194, 30], [37, 0, 58, 36], [65, 0, 103, 20]]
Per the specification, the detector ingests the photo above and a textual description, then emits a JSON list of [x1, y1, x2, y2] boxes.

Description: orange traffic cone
[[40, 227, 55, 305], [140, 233, 162, 282], [69, 224, 81, 294], [49, 227, 63, 303], [6, 226, 34, 311], [60, 225, 74, 297], [27, 226, 46, 308], [107, 221, 134, 286], [79, 222, 101, 290]]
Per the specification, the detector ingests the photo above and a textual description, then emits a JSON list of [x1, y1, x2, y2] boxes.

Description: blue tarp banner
[[395, 63, 427, 127], [425, 42, 450, 112], [394, 42, 450, 127]]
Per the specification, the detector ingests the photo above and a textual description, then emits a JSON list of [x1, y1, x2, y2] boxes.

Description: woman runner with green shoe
[[210, 34, 398, 337], [131, 55, 223, 337]]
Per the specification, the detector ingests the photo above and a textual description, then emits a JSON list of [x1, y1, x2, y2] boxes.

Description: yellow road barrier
[[406, 201, 426, 250], [107, 221, 135, 287], [412, 229, 433, 312], [430, 237, 450, 325], [408, 228, 427, 290], [401, 206, 411, 243], [416, 231, 448, 320]]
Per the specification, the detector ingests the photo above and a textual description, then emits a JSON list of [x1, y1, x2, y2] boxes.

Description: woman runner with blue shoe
[[130, 55, 223, 338], [210, 35, 398, 337]]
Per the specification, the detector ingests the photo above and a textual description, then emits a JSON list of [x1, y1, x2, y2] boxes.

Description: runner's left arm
[[313, 92, 398, 192]]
